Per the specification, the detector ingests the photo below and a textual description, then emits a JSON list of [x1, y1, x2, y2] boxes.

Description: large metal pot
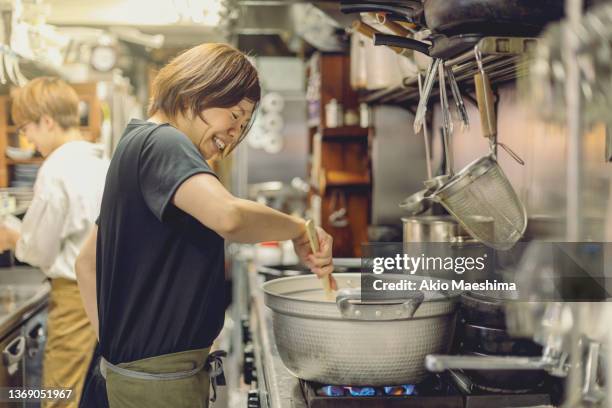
[[263, 273, 459, 385]]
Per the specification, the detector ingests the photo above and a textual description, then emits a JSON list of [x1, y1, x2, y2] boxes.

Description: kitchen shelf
[[0, 83, 101, 187], [306, 52, 371, 257], [322, 126, 368, 138], [309, 180, 371, 196], [361, 36, 538, 106], [311, 170, 371, 195], [6, 157, 43, 165]]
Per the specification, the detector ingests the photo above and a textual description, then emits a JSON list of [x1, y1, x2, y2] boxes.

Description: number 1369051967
[[4, 388, 73, 401]]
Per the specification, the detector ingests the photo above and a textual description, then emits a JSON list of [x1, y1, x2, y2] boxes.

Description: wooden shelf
[[325, 170, 370, 187], [306, 52, 371, 257], [0, 82, 101, 187], [322, 126, 368, 138], [311, 170, 371, 195], [6, 157, 44, 165]]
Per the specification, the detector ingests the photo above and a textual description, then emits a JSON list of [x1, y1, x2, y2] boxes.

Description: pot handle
[[340, 2, 422, 24], [425, 354, 564, 374], [336, 289, 424, 320], [373, 33, 430, 56]]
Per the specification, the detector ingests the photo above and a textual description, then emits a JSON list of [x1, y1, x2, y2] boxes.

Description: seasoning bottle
[[359, 103, 370, 128], [325, 99, 343, 128]]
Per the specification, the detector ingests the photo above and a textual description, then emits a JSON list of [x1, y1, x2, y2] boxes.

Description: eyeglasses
[[16, 122, 31, 136]]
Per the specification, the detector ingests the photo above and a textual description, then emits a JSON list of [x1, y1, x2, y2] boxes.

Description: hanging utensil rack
[[361, 36, 538, 106]]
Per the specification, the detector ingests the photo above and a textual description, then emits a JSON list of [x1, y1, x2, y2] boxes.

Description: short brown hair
[[148, 43, 261, 119], [11, 77, 80, 129]]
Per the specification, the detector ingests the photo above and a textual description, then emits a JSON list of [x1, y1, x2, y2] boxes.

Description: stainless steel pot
[[262, 273, 459, 385], [402, 216, 494, 282], [402, 215, 490, 243], [403, 215, 464, 243]]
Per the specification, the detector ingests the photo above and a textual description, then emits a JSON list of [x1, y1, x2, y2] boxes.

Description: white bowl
[[6, 146, 35, 160]]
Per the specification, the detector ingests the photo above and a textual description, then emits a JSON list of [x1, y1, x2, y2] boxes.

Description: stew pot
[[263, 273, 460, 385]]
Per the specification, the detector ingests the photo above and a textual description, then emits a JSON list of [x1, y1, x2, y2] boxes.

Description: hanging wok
[[341, 0, 582, 36], [340, 0, 589, 58]]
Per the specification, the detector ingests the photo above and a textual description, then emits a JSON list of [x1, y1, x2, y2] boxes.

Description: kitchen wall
[[246, 57, 308, 185], [246, 96, 308, 184], [371, 105, 428, 225], [430, 84, 612, 241]]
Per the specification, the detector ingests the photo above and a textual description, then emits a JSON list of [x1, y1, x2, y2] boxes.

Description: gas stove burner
[[303, 377, 464, 408], [302, 375, 553, 408], [317, 385, 345, 397], [317, 384, 415, 397], [346, 386, 376, 397], [384, 384, 416, 396]]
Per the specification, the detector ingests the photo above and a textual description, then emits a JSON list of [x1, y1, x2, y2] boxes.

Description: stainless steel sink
[[0, 285, 44, 316], [0, 268, 49, 336], [0, 267, 47, 286]]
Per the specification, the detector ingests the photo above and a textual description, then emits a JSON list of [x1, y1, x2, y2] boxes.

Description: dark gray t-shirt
[[96, 119, 225, 364]]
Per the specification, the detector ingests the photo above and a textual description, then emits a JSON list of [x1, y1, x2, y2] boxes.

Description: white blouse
[[15, 141, 109, 280]]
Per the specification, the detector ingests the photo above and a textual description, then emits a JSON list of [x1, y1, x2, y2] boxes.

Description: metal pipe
[[564, 5, 585, 408], [563, 2, 585, 406], [426, 354, 557, 372], [565, 0, 583, 243]]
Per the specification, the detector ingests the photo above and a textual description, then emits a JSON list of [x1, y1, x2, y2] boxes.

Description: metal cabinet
[[24, 307, 47, 408], [0, 304, 49, 408], [0, 327, 26, 407]]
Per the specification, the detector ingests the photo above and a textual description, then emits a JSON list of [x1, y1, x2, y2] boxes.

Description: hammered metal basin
[[263, 273, 459, 385]]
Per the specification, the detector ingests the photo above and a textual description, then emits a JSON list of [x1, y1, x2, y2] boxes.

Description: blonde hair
[[11, 77, 80, 129]]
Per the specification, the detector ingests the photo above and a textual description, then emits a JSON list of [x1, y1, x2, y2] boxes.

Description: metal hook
[[493, 142, 525, 166]]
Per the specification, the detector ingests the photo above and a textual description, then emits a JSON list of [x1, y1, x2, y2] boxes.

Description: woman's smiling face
[[180, 99, 255, 160]]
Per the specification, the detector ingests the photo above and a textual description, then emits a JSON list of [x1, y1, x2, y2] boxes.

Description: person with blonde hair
[[76, 42, 335, 407], [0, 77, 109, 407]]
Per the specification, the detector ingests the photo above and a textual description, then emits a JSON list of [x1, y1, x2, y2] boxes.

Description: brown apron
[[43, 278, 97, 408], [100, 348, 226, 408]]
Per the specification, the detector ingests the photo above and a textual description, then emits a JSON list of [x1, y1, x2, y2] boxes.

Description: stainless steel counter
[[0, 266, 50, 338], [248, 270, 308, 408]]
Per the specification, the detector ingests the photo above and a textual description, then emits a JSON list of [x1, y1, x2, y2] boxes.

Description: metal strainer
[[431, 153, 527, 250]]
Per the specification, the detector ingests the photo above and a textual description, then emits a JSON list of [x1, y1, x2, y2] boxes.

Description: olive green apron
[[100, 348, 226, 408]]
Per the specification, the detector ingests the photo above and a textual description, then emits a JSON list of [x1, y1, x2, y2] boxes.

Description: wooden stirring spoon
[[305, 220, 335, 299]]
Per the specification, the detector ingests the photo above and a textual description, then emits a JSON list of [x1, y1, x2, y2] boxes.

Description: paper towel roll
[[264, 132, 283, 154], [263, 113, 284, 132], [262, 92, 285, 112]]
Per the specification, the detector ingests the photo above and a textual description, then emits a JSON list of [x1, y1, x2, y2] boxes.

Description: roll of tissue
[[263, 113, 284, 132], [261, 92, 285, 112]]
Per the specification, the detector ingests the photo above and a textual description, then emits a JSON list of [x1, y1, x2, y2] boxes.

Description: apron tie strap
[[205, 350, 227, 402]]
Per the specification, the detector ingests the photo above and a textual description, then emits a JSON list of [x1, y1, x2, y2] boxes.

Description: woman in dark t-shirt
[[75, 43, 335, 408]]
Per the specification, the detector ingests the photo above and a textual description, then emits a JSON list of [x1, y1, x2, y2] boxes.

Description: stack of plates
[[12, 164, 40, 188], [0, 187, 34, 215]]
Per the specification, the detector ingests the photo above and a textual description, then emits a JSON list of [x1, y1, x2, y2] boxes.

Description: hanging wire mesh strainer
[[432, 154, 527, 250]]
